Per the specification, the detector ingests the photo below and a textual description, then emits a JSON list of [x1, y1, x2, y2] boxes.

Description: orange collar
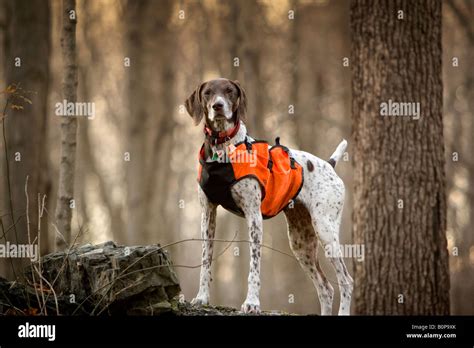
[[204, 121, 240, 145]]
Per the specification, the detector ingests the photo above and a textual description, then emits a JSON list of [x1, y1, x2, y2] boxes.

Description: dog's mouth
[[212, 112, 229, 120]]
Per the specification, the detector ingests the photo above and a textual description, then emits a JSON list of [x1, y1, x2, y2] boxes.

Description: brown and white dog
[[185, 78, 352, 314]]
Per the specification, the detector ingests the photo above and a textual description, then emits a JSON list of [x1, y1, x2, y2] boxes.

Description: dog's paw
[[191, 295, 209, 306], [241, 300, 261, 314]]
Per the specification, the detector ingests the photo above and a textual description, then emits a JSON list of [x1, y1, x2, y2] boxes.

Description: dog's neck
[[203, 121, 248, 160], [207, 117, 235, 134]]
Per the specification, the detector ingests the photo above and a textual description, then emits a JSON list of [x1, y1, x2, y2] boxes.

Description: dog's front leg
[[231, 179, 263, 314], [242, 209, 263, 313], [191, 186, 217, 306]]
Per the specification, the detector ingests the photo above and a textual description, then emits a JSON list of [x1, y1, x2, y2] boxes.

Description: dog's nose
[[212, 102, 224, 111]]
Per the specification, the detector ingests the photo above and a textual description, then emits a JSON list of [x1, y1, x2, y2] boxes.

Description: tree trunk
[[230, 0, 265, 139], [123, 0, 149, 244], [1, 0, 50, 278], [143, 0, 175, 243], [55, 0, 78, 250], [124, 0, 177, 244], [289, 0, 304, 149], [351, 0, 450, 314]]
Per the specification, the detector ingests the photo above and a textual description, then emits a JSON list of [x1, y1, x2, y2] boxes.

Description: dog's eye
[[225, 88, 233, 94], [204, 90, 211, 96]]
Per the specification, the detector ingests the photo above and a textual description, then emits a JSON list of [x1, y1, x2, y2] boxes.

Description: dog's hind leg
[[309, 205, 353, 315], [191, 186, 217, 306], [284, 202, 334, 315]]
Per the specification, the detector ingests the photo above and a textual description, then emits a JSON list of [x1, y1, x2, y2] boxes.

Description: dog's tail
[[327, 139, 347, 168]]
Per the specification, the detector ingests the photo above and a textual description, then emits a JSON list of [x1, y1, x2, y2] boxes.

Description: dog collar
[[204, 121, 240, 145]]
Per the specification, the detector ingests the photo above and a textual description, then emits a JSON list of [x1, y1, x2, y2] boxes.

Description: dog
[[185, 78, 353, 315]]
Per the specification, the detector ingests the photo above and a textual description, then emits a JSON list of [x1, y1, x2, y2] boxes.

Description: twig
[[32, 264, 59, 316], [0, 208, 26, 218], [0, 213, 26, 240], [1, 96, 19, 280], [0, 301, 26, 316], [25, 176, 43, 314], [24, 177, 61, 316], [36, 193, 48, 314], [38, 206, 84, 308]]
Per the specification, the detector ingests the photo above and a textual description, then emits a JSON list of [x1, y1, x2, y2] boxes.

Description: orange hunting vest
[[198, 139, 304, 219]]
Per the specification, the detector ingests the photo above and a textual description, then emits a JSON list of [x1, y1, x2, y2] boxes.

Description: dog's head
[[185, 78, 247, 127]]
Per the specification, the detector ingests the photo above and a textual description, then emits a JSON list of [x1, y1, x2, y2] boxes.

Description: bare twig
[[24, 175, 62, 316], [25, 176, 43, 314], [0, 213, 26, 240], [34, 193, 50, 315], [1, 96, 18, 280], [0, 301, 26, 315], [32, 264, 59, 316], [39, 206, 84, 308]]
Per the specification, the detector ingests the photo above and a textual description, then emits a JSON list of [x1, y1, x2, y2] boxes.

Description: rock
[[128, 300, 172, 315], [0, 276, 75, 315], [21, 241, 181, 315]]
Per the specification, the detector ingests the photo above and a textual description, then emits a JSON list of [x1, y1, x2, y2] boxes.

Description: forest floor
[[0, 241, 301, 316], [171, 300, 298, 316], [0, 276, 296, 316]]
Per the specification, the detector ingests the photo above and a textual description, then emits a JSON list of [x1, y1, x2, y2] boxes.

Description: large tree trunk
[[1, 0, 50, 278], [351, 0, 450, 314], [54, 0, 78, 250]]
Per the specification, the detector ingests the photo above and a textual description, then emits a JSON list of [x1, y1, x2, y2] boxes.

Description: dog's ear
[[185, 83, 206, 125], [231, 80, 247, 121]]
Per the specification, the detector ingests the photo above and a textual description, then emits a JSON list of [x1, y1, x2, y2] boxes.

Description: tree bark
[[2, 0, 51, 278], [351, 0, 450, 314], [55, 0, 78, 250]]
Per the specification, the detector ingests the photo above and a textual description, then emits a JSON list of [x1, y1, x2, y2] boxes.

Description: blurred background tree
[[1, 0, 50, 279]]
